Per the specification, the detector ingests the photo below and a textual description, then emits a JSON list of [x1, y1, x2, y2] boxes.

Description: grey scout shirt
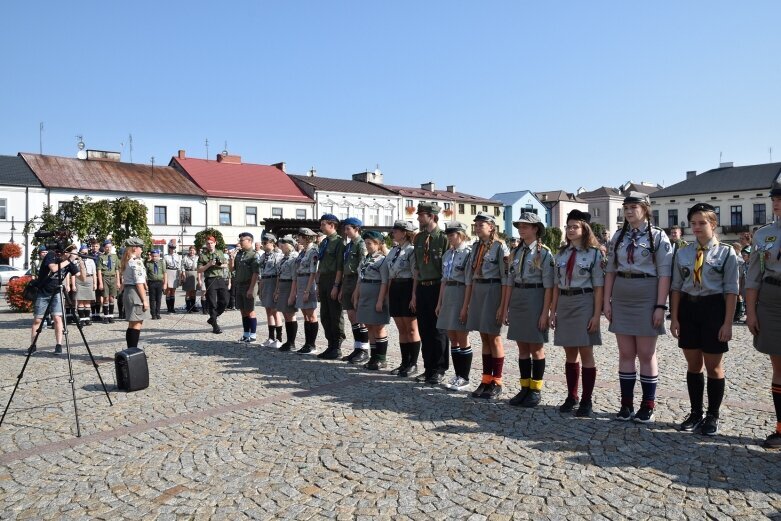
[[747, 221, 781, 289], [671, 238, 739, 296], [277, 251, 299, 280], [182, 255, 199, 272], [505, 240, 555, 288], [465, 241, 510, 284], [296, 245, 319, 276], [358, 253, 389, 284], [123, 257, 147, 286], [259, 251, 284, 278], [386, 243, 415, 280], [554, 246, 605, 289], [607, 222, 673, 277], [343, 237, 367, 277], [441, 243, 471, 284]]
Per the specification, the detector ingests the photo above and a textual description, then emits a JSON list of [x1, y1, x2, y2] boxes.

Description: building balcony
[[721, 225, 749, 234]]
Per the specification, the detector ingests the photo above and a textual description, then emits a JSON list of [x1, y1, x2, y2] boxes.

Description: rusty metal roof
[[20, 153, 206, 196]]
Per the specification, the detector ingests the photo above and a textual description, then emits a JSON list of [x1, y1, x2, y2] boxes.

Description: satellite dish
[[76, 150, 87, 160]]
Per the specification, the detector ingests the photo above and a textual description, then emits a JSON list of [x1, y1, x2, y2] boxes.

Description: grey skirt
[[466, 281, 503, 335], [340, 275, 358, 311], [608, 276, 665, 336], [436, 283, 469, 331], [275, 280, 297, 314], [507, 286, 549, 343], [166, 269, 179, 289], [755, 282, 781, 355], [182, 271, 198, 292], [75, 276, 95, 301], [554, 291, 601, 347], [356, 281, 390, 325], [123, 286, 149, 322], [295, 275, 318, 310], [260, 277, 278, 308]]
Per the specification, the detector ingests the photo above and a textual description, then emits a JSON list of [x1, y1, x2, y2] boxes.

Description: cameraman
[[198, 236, 228, 334], [30, 244, 81, 354]]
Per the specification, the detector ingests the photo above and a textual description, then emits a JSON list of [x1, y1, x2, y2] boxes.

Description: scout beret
[[362, 230, 385, 242], [238, 232, 254, 240], [687, 202, 716, 220], [417, 202, 441, 215], [298, 227, 318, 237], [320, 213, 339, 223], [392, 220, 416, 232], [474, 212, 496, 224], [343, 217, 363, 227], [151, 249, 161, 255], [444, 221, 467, 234], [513, 212, 545, 232], [103, 239, 112, 246], [79, 244, 89, 251], [38, 245, 48, 252], [279, 235, 296, 245], [623, 191, 650, 205], [566, 209, 591, 223], [262, 233, 277, 242], [125, 237, 145, 247]]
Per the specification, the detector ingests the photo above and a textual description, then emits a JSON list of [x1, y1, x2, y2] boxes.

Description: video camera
[[34, 229, 72, 254]]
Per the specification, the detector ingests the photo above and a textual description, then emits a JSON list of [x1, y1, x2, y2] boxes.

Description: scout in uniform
[[292, 228, 320, 354], [197, 236, 229, 334], [551, 210, 604, 417], [75, 244, 97, 326], [181, 246, 200, 313], [145, 249, 166, 320], [503, 213, 554, 408], [670, 203, 739, 436], [339, 218, 370, 364], [258, 234, 285, 348], [353, 231, 391, 370], [746, 174, 781, 448], [163, 241, 181, 313], [226, 246, 238, 310], [120, 237, 149, 350], [464, 212, 510, 399], [667, 225, 688, 319], [316, 214, 346, 360], [435, 221, 473, 391], [604, 192, 673, 423], [89, 240, 102, 321], [97, 240, 120, 323], [232, 232, 260, 343], [410, 202, 449, 384], [275, 235, 300, 351], [387, 220, 420, 376]]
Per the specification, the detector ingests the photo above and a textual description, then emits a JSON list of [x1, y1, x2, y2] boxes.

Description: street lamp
[[9, 216, 15, 244]]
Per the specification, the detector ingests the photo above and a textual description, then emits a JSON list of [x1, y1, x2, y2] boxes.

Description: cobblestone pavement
[[0, 295, 780, 520]]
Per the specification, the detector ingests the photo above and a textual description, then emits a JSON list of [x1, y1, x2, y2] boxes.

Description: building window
[[668, 209, 678, 228], [470, 204, 477, 214], [154, 206, 167, 225], [652, 210, 659, 225], [444, 202, 451, 210], [272, 207, 283, 218], [714, 206, 720, 225], [458, 203, 465, 213], [616, 208, 623, 223], [296, 209, 306, 219], [406, 199, 413, 208], [0, 198, 6, 220], [730, 205, 742, 227], [593, 208, 600, 217], [754, 203, 766, 225], [385, 215, 393, 226], [219, 205, 232, 225], [494, 206, 500, 217], [246, 207, 257, 226], [482, 205, 488, 212], [179, 207, 191, 225]]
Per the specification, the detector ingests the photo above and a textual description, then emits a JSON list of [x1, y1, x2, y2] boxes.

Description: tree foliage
[[590, 222, 606, 239], [194, 228, 225, 251], [542, 226, 563, 252], [111, 197, 152, 250]]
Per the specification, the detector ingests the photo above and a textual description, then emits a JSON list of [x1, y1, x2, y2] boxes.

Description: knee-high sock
[[285, 321, 298, 345], [773, 384, 781, 434], [619, 371, 637, 407], [492, 357, 505, 384], [581, 367, 597, 402], [707, 377, 725, 417], [519, 357, 532, 388], [453, 346, 472, 379], [126, 328, 140, 349], [481, 354, 494, 384], [249, 318, 257, 335], [640, 374, 659, 408], [532, 358, 546, 381], [374, 336, 388, 360], [565, 362, 580, 400], [407, 341, 421, 365], [687, 372, 705, 414]]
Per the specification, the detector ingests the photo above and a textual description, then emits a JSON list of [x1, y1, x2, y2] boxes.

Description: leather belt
[[473, 278, 502, 284], [763, 277, 781, 287], [419, 280, 439, 286], [515, 283, 543, 289], [261, 275, 276, 279], [559, 287, 594, 296], [617, 272, 656, 279], [279, 278, 293, 282], [446, 281, 465, 287], [681, 293, 723, 303], [361, 279, 382, 284]]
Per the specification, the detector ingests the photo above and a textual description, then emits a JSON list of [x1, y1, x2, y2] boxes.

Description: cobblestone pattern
[[0, 296, 780, 519]]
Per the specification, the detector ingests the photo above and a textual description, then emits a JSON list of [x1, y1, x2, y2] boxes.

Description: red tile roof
[[171, 157, 313, 203], [385, 185, 501, 205]]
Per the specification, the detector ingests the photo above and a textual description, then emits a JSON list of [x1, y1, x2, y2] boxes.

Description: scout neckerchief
[[564, 246, 577, 286], [107, 255, 112, 270], [472, 241, 488, 276], [423, 234, 431, 264], [343, 241, 353, 262], [694, 244, 705, 285], [519, 244, 531, 278], [444, 247, 456, 279], [626, 228, 640, 264], [153, 261, 158, 275], [318, 236, 329, 259]]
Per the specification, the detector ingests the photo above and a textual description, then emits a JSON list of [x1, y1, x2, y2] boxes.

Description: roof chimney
[[271, 162, 286, 173], [686, 170, 697, 180], [216, 153, 241, 164], [421, 181, 435, 192], [446, 185, 456, 193], [352, 169, 384, 184], [719, 162, 734, 168], [178, 149, 186, 159]]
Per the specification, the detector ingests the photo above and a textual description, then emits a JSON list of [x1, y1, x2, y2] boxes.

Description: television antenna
[[76, 135, 87, 160], [128, 134, 134, 163], [205, 138, 209, 160]]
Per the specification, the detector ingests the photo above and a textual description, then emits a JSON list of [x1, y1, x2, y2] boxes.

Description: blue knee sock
[[250, 318, 257, 335]]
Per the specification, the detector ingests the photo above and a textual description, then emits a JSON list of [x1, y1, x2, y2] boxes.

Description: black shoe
[[559, 396, 579, 413], [509, 388, 530, 406], [320, 348, 342, 360], [616, 405, 635, 421], [212, 327, 223, 334], [471, 383, 489, 398], [633, 404, 655, 424], [520, 390, 541, 408], [425, 373, 444, 385], [482, 381, 503, 400], [398, 364, 418, 378], [700, 414, 719, 436], [207, 317, 214, 325], [278, 343, 292, 352], [679, 411, 705, 432], [54, 344, 62, 355], [763, 432, 781, 449], [390, 365, 404, 375], [575, 400, 593, 417], [349, 350, 369, 364], [296, 345, 315, 355], [108, 316, 115, 323], [364, 358, 387, 371]]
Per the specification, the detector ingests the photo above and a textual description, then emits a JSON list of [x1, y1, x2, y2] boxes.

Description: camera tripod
[[0, 273, 113, 437]]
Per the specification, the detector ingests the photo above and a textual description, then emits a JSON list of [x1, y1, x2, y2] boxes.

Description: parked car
[[0, 265, 28, 288]]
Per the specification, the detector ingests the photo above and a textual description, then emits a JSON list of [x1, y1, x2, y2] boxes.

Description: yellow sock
[[519, 378, 530, 388], [529, 379, 544, 391]]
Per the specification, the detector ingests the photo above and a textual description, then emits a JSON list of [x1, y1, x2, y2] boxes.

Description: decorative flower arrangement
[[443, 209, 454, 217], [6, 276, 33, 312], [1, 243, 22, 259], [405, 206, 416, 215]]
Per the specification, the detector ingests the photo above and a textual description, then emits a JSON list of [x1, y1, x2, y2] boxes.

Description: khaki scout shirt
[[145, 259, 166, 282], [233, 248, 258, 285], [97, 253, 120, 275], [411, 227, 448, 282], [343, 237, 367, 277], [199, 251, 227, 278], [317, 233, 344, 275]]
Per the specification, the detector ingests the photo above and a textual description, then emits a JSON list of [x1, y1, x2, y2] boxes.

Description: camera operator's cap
[[320, 213, 339, 223], [343, 217, 363, 227], [103, 239, 112, 246], [742, 245, 752, 254], [65, 244, 79, 253], [687, 202, 716, 220], [361, 230, 384, 242], [279, 234, 296, 245], [297, 227, 317, 237], [262, 232, 276, 242], [416, 202, 440, 215], [444, 221, 467, 234], [79, 244, 89, 252], [125, 237, 144, 247], [566, 209, 592, 224], [513, 212, 545, 234], [474, 212, 495, 224], [623, 191, 650, 205], [392, 220, 416, 232]]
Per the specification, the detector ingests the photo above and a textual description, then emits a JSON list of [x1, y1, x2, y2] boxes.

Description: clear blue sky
[[2, 1, 780, 198]]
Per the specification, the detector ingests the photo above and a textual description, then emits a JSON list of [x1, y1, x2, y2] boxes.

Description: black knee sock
[[275, 326, 283, 341], [285, 321, 298, 345], [126, 328, 140, 349], [407, 340, 421, 365], [453, 346, 472, 379], [374, 336, 388, 360], [707, 377, 725, 417], [351, 323, 361, 343], [358, 325, 369, 344], [241, 316, 250, 334], [268, 325, 276, 340], [304, 321, 319, 346], [102, 305, 109, 316], [519, 357, 532, 381], [109, 303, 114, 315], [532, 358, 546, 381], [687, 372, 705, 414]]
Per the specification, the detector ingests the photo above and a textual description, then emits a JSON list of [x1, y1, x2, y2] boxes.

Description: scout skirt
[[507, 286, 549, 343], [436, 282, 469, 331], [554, 291, 601, 347], [608, 276, 665, 336], [755, 281, 781, 355], [340, 275, 358, 311], [260, 277, 278, 308], [123, 286, 150, 322], [295, 275, 318, 310], [275, 279, 297, 314], [389, 278, 415, 317], [182, 270, 198, 292], [356, 280, 390, 325], [166, 269, 179, 289], [466, 280, 503, 335], [75, 276, 95, 301]]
